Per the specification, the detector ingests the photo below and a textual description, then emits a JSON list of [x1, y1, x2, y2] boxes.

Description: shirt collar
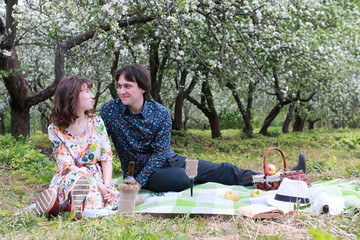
[[141, 101, 151, 119], [120, 99, 150, 119]]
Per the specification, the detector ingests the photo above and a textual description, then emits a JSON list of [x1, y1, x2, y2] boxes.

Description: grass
[[0, 128, 359, 239]]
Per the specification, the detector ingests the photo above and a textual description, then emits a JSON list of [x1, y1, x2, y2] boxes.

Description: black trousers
[[143, 155, 258, 192]]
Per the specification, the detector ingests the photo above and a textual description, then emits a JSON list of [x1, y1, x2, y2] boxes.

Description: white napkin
[[309, 186, 345, 215]]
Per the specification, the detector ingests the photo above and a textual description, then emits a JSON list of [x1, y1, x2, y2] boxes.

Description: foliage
[[0, 135, 57, 183], [217, 110, 243, 130], [1, 0, 360, 137]]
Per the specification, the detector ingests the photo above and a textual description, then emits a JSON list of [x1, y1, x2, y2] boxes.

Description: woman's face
[[77, 83, 94, 113]]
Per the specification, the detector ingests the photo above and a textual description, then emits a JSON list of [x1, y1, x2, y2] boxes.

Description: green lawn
[[0, 128, 359, 239]]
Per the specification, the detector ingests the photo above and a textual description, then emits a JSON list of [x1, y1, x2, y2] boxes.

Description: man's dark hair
[[114, 63, 151, 100]]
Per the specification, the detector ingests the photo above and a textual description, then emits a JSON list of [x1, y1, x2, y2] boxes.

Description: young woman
[[35, 76, 118, 219]]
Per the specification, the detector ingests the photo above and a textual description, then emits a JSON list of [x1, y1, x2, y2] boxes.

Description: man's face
[[117, 73, 145, 109]]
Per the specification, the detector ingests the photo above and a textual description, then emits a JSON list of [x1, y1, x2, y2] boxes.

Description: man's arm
[[135, 109, 173, 186]]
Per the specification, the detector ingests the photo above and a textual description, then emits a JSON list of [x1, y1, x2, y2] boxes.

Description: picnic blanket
[[83, 179, 360, 217]]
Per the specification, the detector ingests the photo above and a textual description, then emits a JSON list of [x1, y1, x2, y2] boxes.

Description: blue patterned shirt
[[100, 98, 177, 186]]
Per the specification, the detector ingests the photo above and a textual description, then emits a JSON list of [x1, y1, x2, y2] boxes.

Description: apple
[[224, 190, 239, 201], [250, 189, 264, 197], [264, 164, 277, 175]]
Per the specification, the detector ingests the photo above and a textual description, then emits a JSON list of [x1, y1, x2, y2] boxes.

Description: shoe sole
[[34, 188, 57, 218], [72, 175, 90, 220]]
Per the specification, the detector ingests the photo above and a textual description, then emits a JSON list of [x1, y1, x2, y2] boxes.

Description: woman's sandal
[[34, 188, 57, 218], [71, 175, 90, 220]]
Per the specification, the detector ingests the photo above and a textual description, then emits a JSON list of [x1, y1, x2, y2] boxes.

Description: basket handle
[[263, 147, 287, 175]]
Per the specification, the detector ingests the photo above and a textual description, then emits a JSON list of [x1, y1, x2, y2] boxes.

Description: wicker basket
[[252, 147, 311, 191]]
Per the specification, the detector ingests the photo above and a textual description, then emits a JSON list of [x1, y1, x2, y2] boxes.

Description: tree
[[1, 0, 359, 137], [187, 70, 221, 138], [0, 1, 155, 137], [282, 102, 295, 133]]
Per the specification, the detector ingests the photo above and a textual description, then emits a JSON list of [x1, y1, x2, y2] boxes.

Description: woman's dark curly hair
[[50, 76, 93, 128]]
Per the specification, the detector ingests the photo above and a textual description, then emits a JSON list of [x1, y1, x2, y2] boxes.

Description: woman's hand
[[97, 181, 117, 204], [104, 185, 118, 204]]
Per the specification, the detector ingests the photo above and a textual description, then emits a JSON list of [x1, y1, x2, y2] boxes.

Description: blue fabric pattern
[[100, 98, 177, 186]]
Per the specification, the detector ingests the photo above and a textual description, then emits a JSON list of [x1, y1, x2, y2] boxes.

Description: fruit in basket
[[250, 189, 264, 197], [264, 164, 277, 175], [224, 190, 239, 201]]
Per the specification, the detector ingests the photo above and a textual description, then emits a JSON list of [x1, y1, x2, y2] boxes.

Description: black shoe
[[291, 153, 306, 173]]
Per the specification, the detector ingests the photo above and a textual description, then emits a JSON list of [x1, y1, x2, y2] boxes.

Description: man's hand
[[136, 182, 142, 191]]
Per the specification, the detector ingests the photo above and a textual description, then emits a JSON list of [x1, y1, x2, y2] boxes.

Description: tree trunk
[[259, 66, 317, 136], [293, 106, 305, 132], [293, 115, 305, 132], [259, 103, 281, 135], [38, 102, 51, 134], [1, 1, 156, 137], [149, 40, 160, 102], [208, 112, 221, 138], [149, 38, 170, 103], [109, 48, 120, 99], [202, 78, 221, 138], [226, 82, 255, 137], [0, 113, 5, 135], [173, 93, 184, 130], [183, 105, 190, 131], [242, 116, 253, 138], [40, 113, 49, 134], [282, 102, 296, 133], [308, 121, 315, 130], [10, 105, 30, 137], [308, 118, 320, 130], [187, 77, 221, 138], [173, 69, 188, 130]]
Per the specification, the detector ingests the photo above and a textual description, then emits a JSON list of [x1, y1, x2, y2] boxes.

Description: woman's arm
[[101, 160, 113, 187], [98, 116, 114, 187]]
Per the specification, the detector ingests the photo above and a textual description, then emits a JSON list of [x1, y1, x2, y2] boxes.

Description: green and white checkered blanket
[[135, 179, 360, 215], [83, 179, 360, 217]]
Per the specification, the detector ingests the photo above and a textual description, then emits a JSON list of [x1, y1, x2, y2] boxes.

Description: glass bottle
[[124, 161, 136, 185]]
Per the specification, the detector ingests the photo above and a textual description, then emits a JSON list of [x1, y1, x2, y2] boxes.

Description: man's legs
[[144, 167, 191, 192], [169, 155, 257, 185], [143, 154, 306, 192], [144, 155, 257, 192], [196, 160, 257, 186], [169, 155, 257, 186]]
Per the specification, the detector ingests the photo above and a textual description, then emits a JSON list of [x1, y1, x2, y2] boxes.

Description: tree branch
[[26, 14, 156, 107]]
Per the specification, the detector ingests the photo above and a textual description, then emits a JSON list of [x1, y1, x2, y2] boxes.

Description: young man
[[100, 63, 306, 192]]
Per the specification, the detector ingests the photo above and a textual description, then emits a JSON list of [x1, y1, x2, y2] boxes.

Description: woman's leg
[[34, 188, 58, 218], [57, 169, 90, 219], [71, 175, 90, 220]]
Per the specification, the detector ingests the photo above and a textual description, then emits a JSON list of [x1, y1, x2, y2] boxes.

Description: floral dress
[[48, 115, 116, 209]]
